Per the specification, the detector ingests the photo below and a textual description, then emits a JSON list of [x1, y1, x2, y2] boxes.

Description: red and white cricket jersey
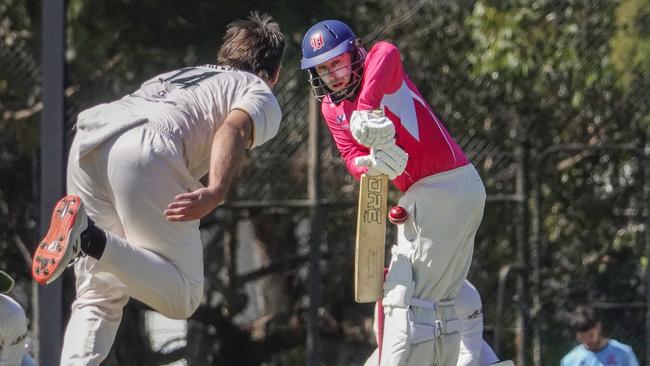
[[321, 41, 468, 192]]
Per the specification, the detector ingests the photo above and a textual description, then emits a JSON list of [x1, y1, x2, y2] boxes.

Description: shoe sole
[[32, 195, 87, 285]]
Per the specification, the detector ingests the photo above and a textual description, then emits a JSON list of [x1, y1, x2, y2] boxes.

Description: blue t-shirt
[[560, 339, 639, 366]]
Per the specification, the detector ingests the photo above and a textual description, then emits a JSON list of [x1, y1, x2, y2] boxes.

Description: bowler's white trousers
[[61, 125, 204, 365], [365, 164, 486, 366]]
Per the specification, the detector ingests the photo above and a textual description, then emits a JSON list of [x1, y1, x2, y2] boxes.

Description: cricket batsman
[[300, 20, 486, 365]]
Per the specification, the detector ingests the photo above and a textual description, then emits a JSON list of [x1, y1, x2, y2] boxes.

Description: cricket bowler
[[32, 13, 285, 365]]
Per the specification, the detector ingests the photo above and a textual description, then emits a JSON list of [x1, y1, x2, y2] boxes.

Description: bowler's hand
[[164, 186, 224, 222]]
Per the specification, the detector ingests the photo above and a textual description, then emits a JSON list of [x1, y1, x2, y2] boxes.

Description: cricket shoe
[[32, 195, 88, 285]]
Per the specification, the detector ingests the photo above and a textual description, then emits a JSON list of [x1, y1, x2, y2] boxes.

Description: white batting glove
[[354, 145, 408, 180], [350, 110, 396, 149]]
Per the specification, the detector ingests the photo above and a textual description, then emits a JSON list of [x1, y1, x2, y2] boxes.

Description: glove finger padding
[[354, 155, 373, 168], [367, 124, 395, 149], [354, 155, 383, 176], [375, 146, 408, 179], [354, 145, 408, 180], [370, 137, 397, 151], [373, 158, 400, 180], [350, 110, 395, 148]]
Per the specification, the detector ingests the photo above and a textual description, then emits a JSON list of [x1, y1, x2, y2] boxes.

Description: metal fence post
[[514, 117, 530, 366], [306, 94, 322, 365], [639, 142, 650, 366], [37, 0, 66, 364]]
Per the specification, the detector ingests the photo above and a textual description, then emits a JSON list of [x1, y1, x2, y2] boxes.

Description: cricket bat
[[354, 173, 388, 303]]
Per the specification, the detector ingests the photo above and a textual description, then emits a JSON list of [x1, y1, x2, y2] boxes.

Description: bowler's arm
[[165, 109, 252, 221], [207, 108, 253, 196]]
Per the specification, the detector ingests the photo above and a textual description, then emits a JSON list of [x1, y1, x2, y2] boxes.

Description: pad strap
[[408, 297, 461, 345]]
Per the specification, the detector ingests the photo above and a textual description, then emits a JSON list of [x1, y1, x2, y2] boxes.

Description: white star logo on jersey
[[380, 80, 423, 141], [381, 82, 458, 162]]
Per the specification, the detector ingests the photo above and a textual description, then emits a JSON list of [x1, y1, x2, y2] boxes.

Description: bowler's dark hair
[[569, 305, 600, 333], [217, 12, 285, 80]]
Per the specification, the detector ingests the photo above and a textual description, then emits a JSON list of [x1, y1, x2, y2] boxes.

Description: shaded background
[[1, 0, 649, 365]]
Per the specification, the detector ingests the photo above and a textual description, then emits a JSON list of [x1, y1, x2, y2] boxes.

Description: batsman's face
[[576, 322, 603, 351], [315, 52, 353, 92]]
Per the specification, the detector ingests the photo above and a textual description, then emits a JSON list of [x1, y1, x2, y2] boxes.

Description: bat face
[[354, 174, 388, 303]]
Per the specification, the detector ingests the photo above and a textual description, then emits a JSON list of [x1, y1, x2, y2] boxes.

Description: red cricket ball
[[388, 206, 408, 225]]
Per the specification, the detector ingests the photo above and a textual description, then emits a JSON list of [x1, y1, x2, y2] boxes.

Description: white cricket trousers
[[367, 164, 486, 366], [61, 125, 204, 365]]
